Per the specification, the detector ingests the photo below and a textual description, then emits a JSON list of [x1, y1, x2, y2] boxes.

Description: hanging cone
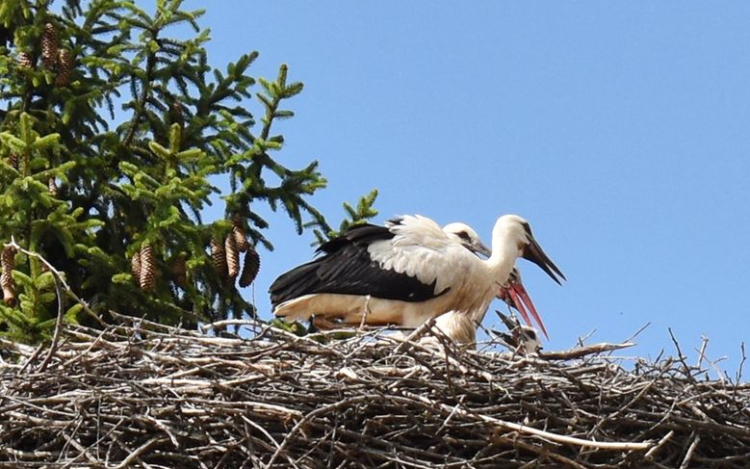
[[225, 234, 239, 280], [41, 23, 58, 69], [139, 244, 156, 291], [8, 154, 19, 170], [17, 52, 34, 70], [239, 246, 260, 288], [211, 238, 227, 278], [232, 224, 249, 252], [172, 253, 187, 289], [1, 246, 16, 306], [55, 48, 72, 86], [131, 249, 141, 284]]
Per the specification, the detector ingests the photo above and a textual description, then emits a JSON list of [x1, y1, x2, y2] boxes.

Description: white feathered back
[[368, 215, 484, 296]]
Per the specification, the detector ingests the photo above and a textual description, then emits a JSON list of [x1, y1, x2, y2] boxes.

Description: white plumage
[[434, 224, 554, 345], [369, 216, 480, 295], [270, 214, 564, 333]]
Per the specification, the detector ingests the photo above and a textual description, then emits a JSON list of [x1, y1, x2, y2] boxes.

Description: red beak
[[505, 282, 549, 339]]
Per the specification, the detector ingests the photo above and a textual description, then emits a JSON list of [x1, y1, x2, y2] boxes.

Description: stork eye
[[456, 231, 471, 242]]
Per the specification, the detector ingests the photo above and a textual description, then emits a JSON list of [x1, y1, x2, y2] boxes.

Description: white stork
[[270, 214, 565, 330], [309, 221, 492, 330], [434, 224, 555, 345], [432, 225, 529, 344], [311, 218, 490, 330]]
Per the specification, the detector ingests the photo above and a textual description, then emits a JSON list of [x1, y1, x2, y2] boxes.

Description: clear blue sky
[[184, 1, 749, 374]]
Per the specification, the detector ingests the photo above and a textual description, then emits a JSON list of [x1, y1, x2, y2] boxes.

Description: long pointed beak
[[474, 241, 492, 258], [495, 309, 519, 331], [506, 281, 549, 339], [505, 287, 532, 331], [522, 237, 566, 285]]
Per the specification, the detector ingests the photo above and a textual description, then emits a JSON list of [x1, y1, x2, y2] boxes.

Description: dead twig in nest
[[539, 342, 635, 360]]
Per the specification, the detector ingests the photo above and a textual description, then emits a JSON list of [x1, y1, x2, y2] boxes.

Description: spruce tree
[[0, 0, 378, 342]]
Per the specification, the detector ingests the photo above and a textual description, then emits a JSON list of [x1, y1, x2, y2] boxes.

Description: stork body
[[310, 220, 491, 331], [434, 266, 540, 345], [271, 214, 563, 330], [271, 215, 495, 327]]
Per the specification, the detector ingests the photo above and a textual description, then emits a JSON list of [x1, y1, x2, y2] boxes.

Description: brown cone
[[41, 23, 58, 69], [211, 238, 228, 278], [55, 48, 72, 86], [239, 246, 260, 288], [17, 52, 34, 70], [1, 246, 16, 306], [225, 234, 239, 280], [232, 225, 249, 252], [131, 249, 141, 284], [139, 244, 156, 291], [172, 253, 187, 289]]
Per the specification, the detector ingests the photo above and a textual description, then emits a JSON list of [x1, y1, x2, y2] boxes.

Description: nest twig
[[1, 315, 748, 469]]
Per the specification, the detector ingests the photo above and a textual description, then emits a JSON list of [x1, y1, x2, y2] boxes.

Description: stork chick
[[495, 310, 542, 355]]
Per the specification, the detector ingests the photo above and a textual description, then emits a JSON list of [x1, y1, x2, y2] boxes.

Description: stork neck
[[487, 235, 519, 286]]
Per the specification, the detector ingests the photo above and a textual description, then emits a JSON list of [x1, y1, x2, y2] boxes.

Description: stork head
[[497, 266, 549, 339], [516, 325, 542, 355], [443, 222, 492, 257], [495, 310, 542, 355], [493, 215, 566, 285]]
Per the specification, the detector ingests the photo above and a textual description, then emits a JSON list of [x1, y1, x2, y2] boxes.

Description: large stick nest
[[1, 315, 748, 468]]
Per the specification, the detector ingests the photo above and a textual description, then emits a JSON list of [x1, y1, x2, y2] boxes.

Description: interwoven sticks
[[0, 317, 748, 469]]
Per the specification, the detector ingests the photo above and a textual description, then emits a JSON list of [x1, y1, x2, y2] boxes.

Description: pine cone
[[48, 178, 59, 196], [1, 246, 16, 306], [239, 246, 260, 288], [139, 244, 156, 291], [131, 249, 141, 284], [41, 23, 58, 69], [8, 154, 19, 170], [17, 52, 34, 70], [55, 48, 72, 86], [225, 234, 239, 280], [172, 253, 187, 289], [232, 225, 250, 252], [211, 238, 228, 278]]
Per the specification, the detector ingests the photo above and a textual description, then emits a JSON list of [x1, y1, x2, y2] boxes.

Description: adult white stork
[[310, 221, 491, 330], [435, 223, 556, 344], [432, 225, 537, 344], [270, 214, 564, 329]]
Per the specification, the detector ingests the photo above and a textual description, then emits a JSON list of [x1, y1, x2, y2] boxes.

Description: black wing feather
[[270, 223, 444, 307]]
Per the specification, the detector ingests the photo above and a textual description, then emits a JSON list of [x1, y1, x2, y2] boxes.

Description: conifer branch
[[0, 0, 378, 336], [122, 53, 155, 148]]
